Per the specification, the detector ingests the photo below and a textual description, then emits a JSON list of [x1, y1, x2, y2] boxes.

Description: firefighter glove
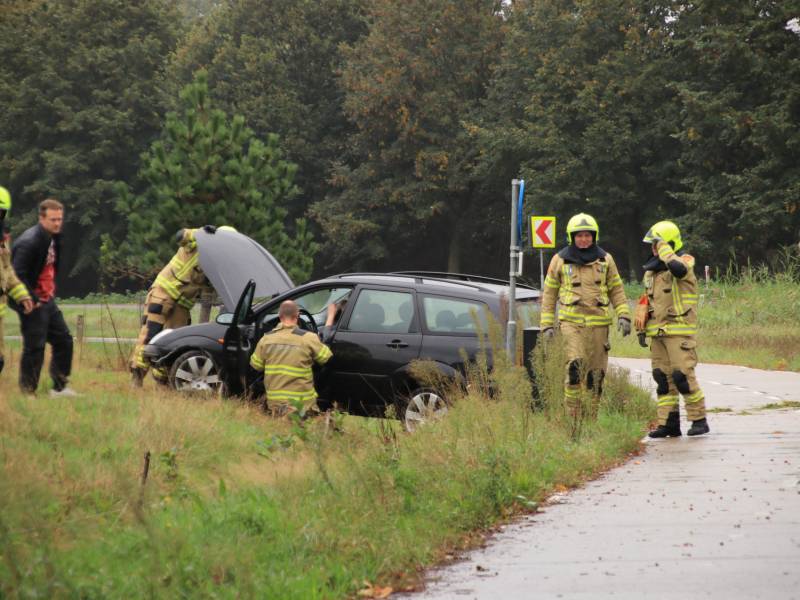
[[617, 317, 631, 337], [203, 225, 217, 234], [542, 327, 555, 340], [638, 332, 648, 348]]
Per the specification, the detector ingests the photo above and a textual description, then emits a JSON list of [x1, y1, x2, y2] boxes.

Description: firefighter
[[639, 221, 709, 437], [0, 186, 34, 376], [540, 213, 631, 428], [249, 300, 332, 416], [130, 225, 222, 386]]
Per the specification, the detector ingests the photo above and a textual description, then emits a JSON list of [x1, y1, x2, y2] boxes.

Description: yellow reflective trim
[[8, 283, 30, 302], [250, 356, 265, 370], [684, 390, 704, 403], [561, 264, 573, 305], [657, 395, 679, 406], [615, 304, 631, 316], [174, 253, 199, 279], [266, 390, 316, 402], [0, 304, 6, 318], [315, 345, 332, 363], [544, 276, 560, 289], [264, 364, 313, 377]]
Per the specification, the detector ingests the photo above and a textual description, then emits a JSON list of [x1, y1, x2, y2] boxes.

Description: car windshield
[[294, 286, 351, 319]]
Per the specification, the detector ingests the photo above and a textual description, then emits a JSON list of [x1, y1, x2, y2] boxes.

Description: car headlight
[[149, 328, 174, 345]]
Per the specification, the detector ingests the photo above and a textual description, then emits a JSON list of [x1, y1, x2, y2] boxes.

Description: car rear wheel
[[403, 388, 448, 432], [169, 350, 222, 393]]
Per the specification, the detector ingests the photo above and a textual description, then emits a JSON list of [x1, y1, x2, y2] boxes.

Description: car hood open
[[194, 229, 294, 311]]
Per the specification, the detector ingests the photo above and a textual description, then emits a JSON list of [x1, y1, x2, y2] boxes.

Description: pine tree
[[105, 72, 316, 284]]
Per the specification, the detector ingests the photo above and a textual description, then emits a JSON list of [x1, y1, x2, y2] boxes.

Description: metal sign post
[[506, 179, 521, 363]]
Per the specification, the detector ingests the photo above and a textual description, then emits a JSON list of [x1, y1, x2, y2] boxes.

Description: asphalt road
[[402, 358, 800, 600]]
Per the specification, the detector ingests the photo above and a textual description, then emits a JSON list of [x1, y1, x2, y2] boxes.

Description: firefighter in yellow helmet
[[130, 225, 235, 386], [0, 186, 34, 376], [540, 213, 631, 430], [249, 299, 332, 416], [638, 221, 709, 437]]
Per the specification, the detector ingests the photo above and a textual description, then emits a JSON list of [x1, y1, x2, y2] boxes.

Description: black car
[[144, 232, 539, 430]]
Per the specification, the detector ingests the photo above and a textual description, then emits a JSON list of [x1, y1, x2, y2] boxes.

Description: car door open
[[222, 279, 256, 395]]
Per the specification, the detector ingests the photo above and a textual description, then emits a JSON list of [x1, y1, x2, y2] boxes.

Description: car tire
[[169, 350, 222, 394], [401, 387, 448, 433]]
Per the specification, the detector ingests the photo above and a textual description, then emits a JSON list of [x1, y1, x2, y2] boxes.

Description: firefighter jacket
[[153, 229, 211, 309], [249, 323, 333, 405], [540, 247, 630, 328], [0, 238, 31, 319], [643, 243, 698, 337]]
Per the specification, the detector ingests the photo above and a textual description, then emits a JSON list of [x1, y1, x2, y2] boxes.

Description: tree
[[105, 72, 316, 284], [169, 0, 368, 263], [666, 1, 800, 265], [0, 0, 182, 294], [476, 0, 682, 275]]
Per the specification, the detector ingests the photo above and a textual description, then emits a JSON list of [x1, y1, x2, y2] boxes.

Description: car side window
[[422, 295, 488, 334], [345, 289, 415, 333]]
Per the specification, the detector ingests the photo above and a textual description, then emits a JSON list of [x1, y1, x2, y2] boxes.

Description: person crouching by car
[[249, 300, 332, 417]]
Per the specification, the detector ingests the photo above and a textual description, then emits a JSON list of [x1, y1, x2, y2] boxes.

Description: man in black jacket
[[11, 198, 77, 396]]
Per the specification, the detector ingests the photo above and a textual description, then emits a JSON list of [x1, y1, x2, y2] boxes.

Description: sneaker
[[49, 387, 81, 398]]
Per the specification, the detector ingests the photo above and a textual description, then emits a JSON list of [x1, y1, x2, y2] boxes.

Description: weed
[[757, 400, 800, 411]]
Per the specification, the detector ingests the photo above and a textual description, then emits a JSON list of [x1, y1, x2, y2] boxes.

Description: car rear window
[[346, 289, 415, 333], [422, 295, 488, 334]]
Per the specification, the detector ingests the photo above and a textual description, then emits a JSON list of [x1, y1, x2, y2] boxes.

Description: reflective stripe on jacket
[[1, 241, 31, 312], [540, 251, 629, 328], [152, 229, 209, 309], [644, 249, 699, 337], [250, 323, 333, 403]]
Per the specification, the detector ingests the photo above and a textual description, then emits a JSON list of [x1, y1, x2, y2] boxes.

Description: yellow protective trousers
[[560, 321, 610, 413], [130, 287, 191, 372], [650, 335, 706, 424]]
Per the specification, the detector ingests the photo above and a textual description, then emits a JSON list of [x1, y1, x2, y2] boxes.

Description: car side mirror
[[216, 312, 234, 325]]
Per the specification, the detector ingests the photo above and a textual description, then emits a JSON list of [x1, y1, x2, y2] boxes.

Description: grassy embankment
[[608, 268, 800, 371], [0, 332, 652, 598]]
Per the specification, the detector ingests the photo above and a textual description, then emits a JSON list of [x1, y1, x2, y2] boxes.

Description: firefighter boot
[[648, 411, 681, 438], [687, 418, 710, 436]]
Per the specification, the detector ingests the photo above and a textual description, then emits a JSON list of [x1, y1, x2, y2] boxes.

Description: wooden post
[[76, 314, 85, 344]]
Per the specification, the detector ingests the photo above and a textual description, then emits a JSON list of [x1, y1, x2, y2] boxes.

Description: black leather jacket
[[11, 223, 61, 305]]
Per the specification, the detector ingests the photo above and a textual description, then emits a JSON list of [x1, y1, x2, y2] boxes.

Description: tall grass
[[0, 338, 652, 598], [612, 252, 800, 371]]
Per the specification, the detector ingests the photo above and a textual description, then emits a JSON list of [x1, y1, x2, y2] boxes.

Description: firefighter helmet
[[643, 221, 682, 252], [0, 186, 11, 212], [566, 213, 599, 244]]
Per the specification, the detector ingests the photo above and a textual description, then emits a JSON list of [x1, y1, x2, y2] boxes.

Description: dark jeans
[[18, 300, 73, 392]]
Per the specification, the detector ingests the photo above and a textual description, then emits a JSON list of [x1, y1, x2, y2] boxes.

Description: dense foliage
[[106, 73, 315, 283], [1, 0, 798, 292]]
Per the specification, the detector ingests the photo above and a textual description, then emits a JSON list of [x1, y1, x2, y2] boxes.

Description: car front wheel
[[169, 350, 222, 393], [402, 388, 448, 432]]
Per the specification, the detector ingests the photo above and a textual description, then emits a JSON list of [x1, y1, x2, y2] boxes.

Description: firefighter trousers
[[560, 321, 609, 413], [130, 288, 190, 373], [650, 335, 706, 424]]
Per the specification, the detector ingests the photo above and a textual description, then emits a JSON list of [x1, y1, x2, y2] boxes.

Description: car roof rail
[[392, 271, 538, 291], [332, 271, 491, 293]]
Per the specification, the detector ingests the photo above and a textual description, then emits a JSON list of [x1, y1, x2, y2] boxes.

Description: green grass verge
[[610, 274, 800, 371], [0, 339, 653, 598]]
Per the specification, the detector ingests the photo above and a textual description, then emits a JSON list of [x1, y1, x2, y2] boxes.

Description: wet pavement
[[402, 358, 800, 600]]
